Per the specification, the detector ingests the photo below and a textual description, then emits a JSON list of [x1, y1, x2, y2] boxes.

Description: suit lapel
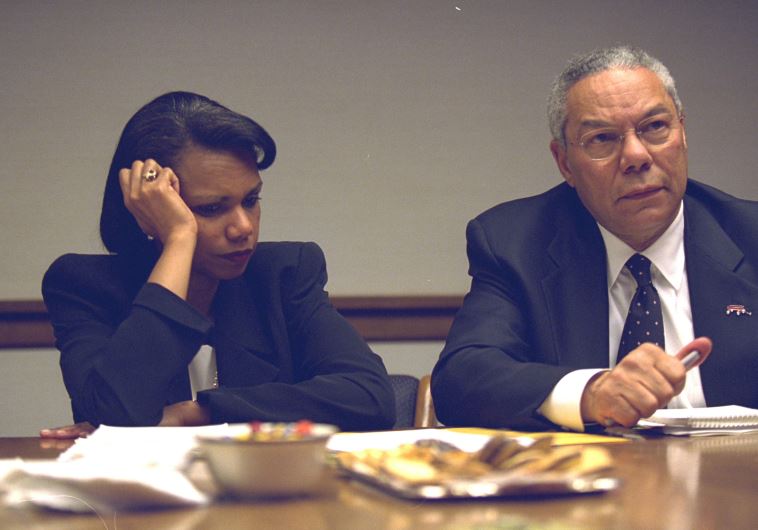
[[166, 372, 193, 403], [211, 278, 280, 387], [543, 194, 610, 368], [684, 197, 758, 405]]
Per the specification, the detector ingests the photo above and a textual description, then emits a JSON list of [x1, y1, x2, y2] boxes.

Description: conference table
[[1, 431, 757, 529]]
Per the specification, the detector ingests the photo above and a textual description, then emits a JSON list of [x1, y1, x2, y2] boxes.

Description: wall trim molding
[[0, 297, 463, 348]]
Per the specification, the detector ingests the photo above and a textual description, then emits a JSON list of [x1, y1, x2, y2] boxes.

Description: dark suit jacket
[[432, 180, 758, 429], [42, 242, 395, 431]]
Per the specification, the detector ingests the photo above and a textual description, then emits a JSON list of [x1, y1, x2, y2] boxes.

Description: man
[[432, 45, 758, 431]]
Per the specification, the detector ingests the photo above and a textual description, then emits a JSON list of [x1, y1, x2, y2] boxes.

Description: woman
[[40, 91, 395, 437]]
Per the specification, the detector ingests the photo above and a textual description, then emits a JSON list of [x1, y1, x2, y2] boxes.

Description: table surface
[[1, 432, 757, 530]]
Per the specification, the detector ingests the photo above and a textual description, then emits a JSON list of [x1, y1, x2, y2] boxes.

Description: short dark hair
[[99, 91, 276, 262]]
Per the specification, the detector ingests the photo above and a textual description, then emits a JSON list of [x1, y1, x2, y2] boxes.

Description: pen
[[681, 349, 701, 370]]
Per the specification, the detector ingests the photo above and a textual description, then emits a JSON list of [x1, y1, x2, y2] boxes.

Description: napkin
[[0, 424, 229, 513]]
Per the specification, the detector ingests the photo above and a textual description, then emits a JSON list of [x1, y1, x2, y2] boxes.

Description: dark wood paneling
[[334, 296, 462, 341], [0, 301, 56, 348], [0, 297, 463, 348]]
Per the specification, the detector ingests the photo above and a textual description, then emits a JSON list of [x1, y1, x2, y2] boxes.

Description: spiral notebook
[[638, 405, 758, 435]]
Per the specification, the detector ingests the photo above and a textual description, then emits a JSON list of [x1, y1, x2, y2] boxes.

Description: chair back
[[388, 374, 419, 429], [388, 374, 438, 429], [414, 374, 437, 428]]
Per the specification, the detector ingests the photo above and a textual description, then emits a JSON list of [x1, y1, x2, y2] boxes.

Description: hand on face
[[119, 159, 198, 244], [581, 336, 712, 427]]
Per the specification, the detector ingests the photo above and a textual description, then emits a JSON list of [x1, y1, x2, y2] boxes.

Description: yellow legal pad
[[447, 427, 628, 445]]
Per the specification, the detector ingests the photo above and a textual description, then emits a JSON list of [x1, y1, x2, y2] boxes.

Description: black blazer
[[432, 180, 758, 429], [42, 242, 395, 431]]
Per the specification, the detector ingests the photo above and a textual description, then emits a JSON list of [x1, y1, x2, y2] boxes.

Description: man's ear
[[550, 140, 575, 187]]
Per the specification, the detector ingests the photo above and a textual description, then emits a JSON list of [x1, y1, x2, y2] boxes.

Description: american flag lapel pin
[[725, 304, 752, 316]]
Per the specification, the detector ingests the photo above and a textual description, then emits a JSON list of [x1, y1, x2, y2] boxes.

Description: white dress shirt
[[188, 344, 218, 400], [539, 203, 706, 431]]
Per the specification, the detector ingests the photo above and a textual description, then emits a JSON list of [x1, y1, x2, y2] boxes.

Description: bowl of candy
[[196, 420, 338, 498]]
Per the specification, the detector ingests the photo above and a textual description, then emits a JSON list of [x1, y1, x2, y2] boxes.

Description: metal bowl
[[196, 422, 338, 499]]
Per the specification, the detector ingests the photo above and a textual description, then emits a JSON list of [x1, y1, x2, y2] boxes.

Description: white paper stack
[[638, 405, 758, 436], [0, 424, 229, 512]]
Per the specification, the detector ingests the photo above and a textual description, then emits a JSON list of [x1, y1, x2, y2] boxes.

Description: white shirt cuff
[[538, 368, 605, 432]]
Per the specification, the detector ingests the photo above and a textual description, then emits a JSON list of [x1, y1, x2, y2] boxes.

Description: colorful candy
[[234, 420, 316, 442]]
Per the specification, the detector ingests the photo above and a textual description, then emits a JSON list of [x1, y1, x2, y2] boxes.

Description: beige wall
[[1, 1, 757, 300], [1, 1, 757, 435]]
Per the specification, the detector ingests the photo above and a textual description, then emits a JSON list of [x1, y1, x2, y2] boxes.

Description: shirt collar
[[599, 201, 685, 291]]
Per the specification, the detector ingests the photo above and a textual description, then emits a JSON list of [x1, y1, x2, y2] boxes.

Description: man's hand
[[159, 400, 211, 427], [581, 337, 712, 427]]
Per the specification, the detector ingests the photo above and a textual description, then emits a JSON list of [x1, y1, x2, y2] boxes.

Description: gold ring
[[142, 169, 158, 182]]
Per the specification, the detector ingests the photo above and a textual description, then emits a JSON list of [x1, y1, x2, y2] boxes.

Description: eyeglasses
[[571, 115, 683, 160]]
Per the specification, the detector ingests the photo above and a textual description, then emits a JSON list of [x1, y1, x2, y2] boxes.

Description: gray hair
[[547, 45, 683, 146]]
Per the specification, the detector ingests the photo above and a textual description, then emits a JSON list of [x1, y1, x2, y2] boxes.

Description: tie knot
[[625, 253, 653, 287]]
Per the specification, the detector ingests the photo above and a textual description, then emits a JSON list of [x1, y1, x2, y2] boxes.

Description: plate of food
[[329, 430, 618, 499]]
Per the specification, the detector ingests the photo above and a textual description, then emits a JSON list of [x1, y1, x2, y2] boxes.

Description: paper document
[[638, 405, 758, 436], [0, 424, 230, 512]]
